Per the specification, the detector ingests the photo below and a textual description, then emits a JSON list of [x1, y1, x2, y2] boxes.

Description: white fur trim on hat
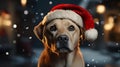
[[44, 10, 83, 27], [85, 28, 98, 41]]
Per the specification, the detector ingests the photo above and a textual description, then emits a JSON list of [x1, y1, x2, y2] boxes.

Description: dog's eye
[[50, 25, 57, 31], [68, 25, 75, 31]]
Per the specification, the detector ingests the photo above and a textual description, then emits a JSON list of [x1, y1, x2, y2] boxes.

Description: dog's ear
[[33, 22, 44, 41], [80, 28, 85, 44]]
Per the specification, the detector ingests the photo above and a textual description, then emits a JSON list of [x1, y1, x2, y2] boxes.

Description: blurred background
[[0, 0, 120, 67]]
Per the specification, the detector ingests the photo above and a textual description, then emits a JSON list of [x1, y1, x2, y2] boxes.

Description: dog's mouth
[[57, 47, 72, 53]]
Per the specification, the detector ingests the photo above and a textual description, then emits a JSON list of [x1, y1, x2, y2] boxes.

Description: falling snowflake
[[96, 61, 98, 64], [13, 24, 17, 29], [25, 26, 29, 30], [40, 13, 44, 16], [88, 9, 92, 13], [87, 64, 90, 67], [13, 40, 16, 44], [29, 36, 32, 39], [102, 33, 104, 35], [6, 52, 9, 55], [24, 10, 29, 15], [31, 5, 34, 8], [22, 49, 25, 52], [95, 21, 99, 25], [32, 20, 36, 23], [103, 60, 106, 63], [36, 12, 39, 15], [88, 44, 91, 46], [92, 59, 95, 62], [99, 0, 102, 3], [113, 16, 117, 19], [49, 1, 53, 5], [17, 34, 21, 37], [116, 43, 119, 46], [101, 21, 104, 25], [24, 19, 27, 21]]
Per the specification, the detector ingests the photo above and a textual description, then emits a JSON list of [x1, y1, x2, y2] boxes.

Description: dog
[[34, 4, 98, 67], [34, 18, 85, 67]]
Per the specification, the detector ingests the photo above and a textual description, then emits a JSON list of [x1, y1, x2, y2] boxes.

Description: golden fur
[[34, 19, 85, 67]]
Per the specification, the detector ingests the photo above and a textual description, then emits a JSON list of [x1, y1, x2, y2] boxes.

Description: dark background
[[0, 0, 120, 67]]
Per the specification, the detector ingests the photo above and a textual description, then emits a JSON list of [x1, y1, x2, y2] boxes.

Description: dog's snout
[[57, 35, 69, 42]]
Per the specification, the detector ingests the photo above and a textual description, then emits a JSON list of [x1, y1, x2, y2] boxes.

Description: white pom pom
[[85, 29, 98, 41]]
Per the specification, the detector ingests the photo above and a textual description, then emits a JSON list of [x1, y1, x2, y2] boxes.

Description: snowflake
[[22, 49, 25, 52], [35, 12, 39, 15], [88, 9, 92, 13], [101, 21, 104, 25], [13, 40, 16, 44], [24, 19, 27, 21], [13, 24, 17, 29], [29, 36, 32, 39], [103, 60, 106, 63], [96, 21, 99, 25], [87, 64, 90, 67], [6, 52, 9, 55], [32, 20, 36, 23], [99, 1, 102, 3], [40, 13, 44, 16], [92, 59, 95, 62], [25, 26, 29, 30], [41, 17, 43, 19], [113, 16, 117, 19], [49, 1, 53, 5], [96, 61, 98, 63], [31, 5, 34, 8], [116, 43, 119, 46], [17, 34, 21, 37], [102, 33, 104, 35], [24, 10, 29, 15], [88, 44, 91, 46]]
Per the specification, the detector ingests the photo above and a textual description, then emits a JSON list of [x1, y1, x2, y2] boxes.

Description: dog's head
[[34, 4, 98, 54], [34, 18, 84, 53]]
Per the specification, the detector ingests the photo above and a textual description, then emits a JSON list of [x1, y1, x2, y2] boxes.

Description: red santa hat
[[42, 4, 98, 41]]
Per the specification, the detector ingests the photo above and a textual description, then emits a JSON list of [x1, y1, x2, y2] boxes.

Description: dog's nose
[[57, 35, 69, 42]]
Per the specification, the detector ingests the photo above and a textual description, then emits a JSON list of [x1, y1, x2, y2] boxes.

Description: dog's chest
[[54, 60, 65, 67], [53, 56, 72, 67]]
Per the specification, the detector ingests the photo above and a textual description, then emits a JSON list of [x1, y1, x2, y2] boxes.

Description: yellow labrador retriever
[[34, 18, 85, 67], [34, 4, 98, 67]]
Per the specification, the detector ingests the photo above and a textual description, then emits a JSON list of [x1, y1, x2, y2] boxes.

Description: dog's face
[[34, 18, 83, 53]]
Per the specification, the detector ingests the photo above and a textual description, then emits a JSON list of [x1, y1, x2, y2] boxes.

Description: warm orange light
[[0, 12, 12, 27], [96, 5, 106, 14], [21, 0, 27, 7], [108, 16, 114, 23], [104, 24, 113, 31], [104, 16, 114, 31], [3, 20, 12, 26]]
